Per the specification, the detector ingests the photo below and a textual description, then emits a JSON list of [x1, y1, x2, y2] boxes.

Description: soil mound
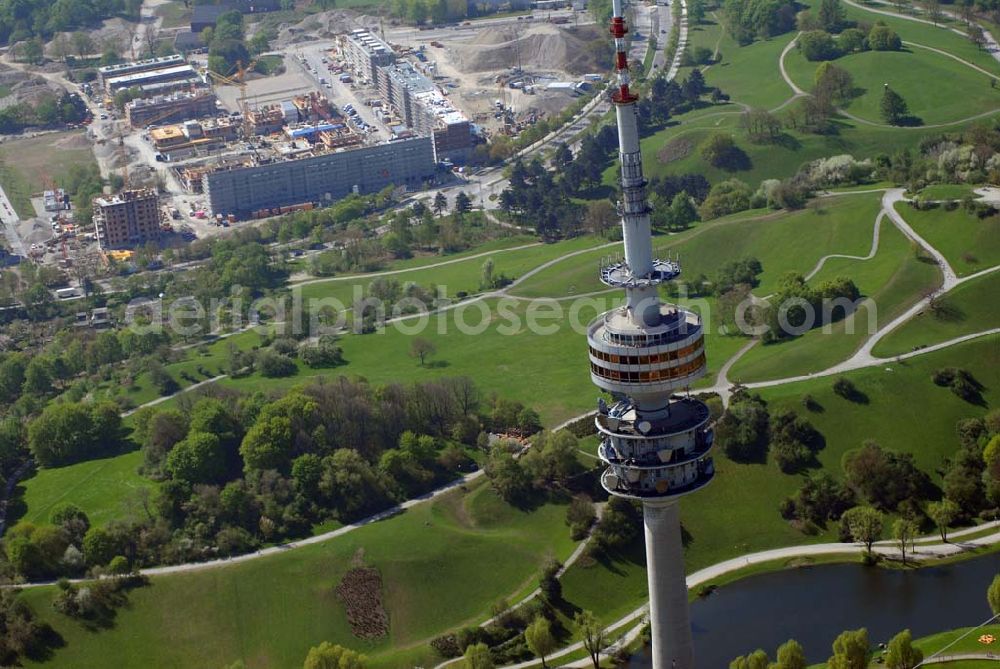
[[450, 24, 602, 75]]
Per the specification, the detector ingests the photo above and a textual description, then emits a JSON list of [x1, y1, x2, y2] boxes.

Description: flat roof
[[105, 64, 196, 87], [98, 54, 184, 76], [346, 30, 393, 57]]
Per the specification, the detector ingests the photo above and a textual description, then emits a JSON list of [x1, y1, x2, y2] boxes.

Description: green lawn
[[728, 217, 943, 381], [918, 183, 978, 201], [20, 479, 578, 669], [873, 269, 1000, 356], [909, 625, 1000, 659], [15, 450, 150, 530], [895, 201, 1000, 277], [694, 27, 796, 111], [294, 234, 606, 307], [632, 108, 959, 189], [562, 335, 1000, 620], [782, 46, 1000, 126], [513, 194, 883, 298], [844, 2, 1000, 76]]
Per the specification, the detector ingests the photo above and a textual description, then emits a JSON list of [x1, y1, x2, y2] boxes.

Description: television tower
[[588, 1, 715, 667]]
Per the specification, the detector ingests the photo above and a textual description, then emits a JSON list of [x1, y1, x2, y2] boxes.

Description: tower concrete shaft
[[587, 1, 715, 668], [644, 501, 694, 669]]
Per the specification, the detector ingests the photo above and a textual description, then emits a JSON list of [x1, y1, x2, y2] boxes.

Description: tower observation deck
[[587, 1, 714, 667]]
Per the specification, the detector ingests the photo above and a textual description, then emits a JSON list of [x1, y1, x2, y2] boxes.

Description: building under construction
[[125, 91, 219, 128], [202, 135, 435, 219], [93, 189, 162, 250], [342, 30, 396, 85], [378, 61, 472, 162]]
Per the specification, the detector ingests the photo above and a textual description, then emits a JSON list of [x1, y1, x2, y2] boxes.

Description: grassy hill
[[21, 480, 578, 669]]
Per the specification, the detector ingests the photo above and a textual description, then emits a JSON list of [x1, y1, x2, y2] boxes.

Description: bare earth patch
[[657, 137, 694, 164], [335, 556, 389, 639]]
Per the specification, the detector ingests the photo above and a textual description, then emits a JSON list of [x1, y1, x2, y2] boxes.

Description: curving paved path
[[804, 210, 884, 282]]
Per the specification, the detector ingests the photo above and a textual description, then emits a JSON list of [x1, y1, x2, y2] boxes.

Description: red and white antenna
[[610, 0, 637, 103]]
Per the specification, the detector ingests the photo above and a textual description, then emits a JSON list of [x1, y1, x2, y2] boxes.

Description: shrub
[[257, 350, 297, 378], [868, 23, 901, 50]]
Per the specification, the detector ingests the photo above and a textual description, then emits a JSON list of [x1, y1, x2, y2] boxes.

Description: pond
[[624, 550, 1000, 666]]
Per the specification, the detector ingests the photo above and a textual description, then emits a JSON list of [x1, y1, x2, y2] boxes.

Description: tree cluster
[[483, 430, 582, 504], [0, 91, 88, 135], [721, 0, 797, 45], [0, 0, 139, 46], [760, 271, 861, 344]]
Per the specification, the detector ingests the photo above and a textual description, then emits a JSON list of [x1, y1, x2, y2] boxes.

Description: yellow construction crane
[[203, 59, 258, 138]]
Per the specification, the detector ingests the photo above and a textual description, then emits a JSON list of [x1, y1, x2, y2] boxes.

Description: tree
[[72, 31, 95, 58], [239, 416, 293, 472], [303, 642, 367, 669], [433, 192, 448, 216], [828, 628, 869, 669], [28, 402, 97, 467], [584, 200, 617, 237], [815, 63, 855, 104], [988, 573, 1000, 615], [575, 610, 607, 669], [775, 639, 807, 669], [740, 108, 782, 143], [82, 527, 118, 566], [893, 518, 916, 564], [566, 494, 597, 540], [798, 30, 840, 61], [463, 643, 493, 669], [927, 499, 959, 542], [454, 191, 472, 214], [731, 650, 770, 669], [484, 448, 530, 503], [552, 142, 573, 167], [409, 337, 436, 366], [924, 0, 942, 24], [682, 69, 706, 101], [843, 441, 928, 511], [524, 616, 556, 669], [166, 432, 226, 483], [969, 24, 987, 50], [842, 506, 883, 556], [715, 393, 770, 462], [868, 24, 902, 51], [20, 39, 43, 65], [668, 192, 699, 230], [885, 629, 923, 669], [880, 86, 909, 125], [481, 258, 495, 289], [818, 0, 847, 31], [701, 133, 740, 168]]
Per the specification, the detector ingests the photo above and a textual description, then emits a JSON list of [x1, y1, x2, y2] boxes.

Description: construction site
[[0, 0, 609, 289]]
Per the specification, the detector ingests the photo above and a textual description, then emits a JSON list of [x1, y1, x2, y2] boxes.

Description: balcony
[[598, 428, 713, 469], [598, 257, 681, 289], [595, 397, 710, 439], [600, 458, 715, 501]]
